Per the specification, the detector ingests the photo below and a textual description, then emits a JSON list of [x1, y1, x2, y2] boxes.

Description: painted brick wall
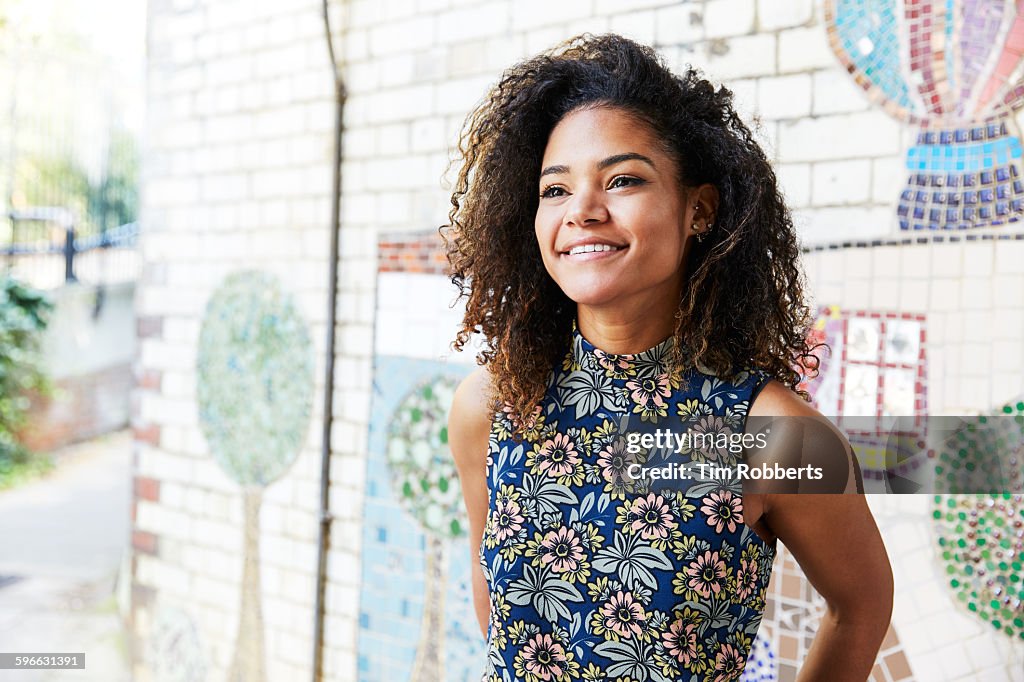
[[133, 0, 338, 679], [136, 1, 1024, 680]]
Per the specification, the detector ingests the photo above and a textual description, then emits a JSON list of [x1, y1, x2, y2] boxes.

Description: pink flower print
[[626, 374, 671, 409], [625, 492, 677, 541], [690, 415, 732, 461], [519, 633, 568, 681], [512, 403, 543, 436], [537, 527, 585, 574], [711, 642, 746, 682], [599, 590, 646, 638], [663, 618, 700, 666], [492, 498, 525, 543], [595, 349, 633, 376], [735, 558, 758, 602], [685, 550, 727, 598], [533, 433, 580, 478], [597, 439, 630, 485], [700, 490, 743, 534]]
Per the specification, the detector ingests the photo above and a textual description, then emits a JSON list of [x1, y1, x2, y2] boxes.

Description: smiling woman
[[534, 107, 710, 324], [441, 33, 892, 682]]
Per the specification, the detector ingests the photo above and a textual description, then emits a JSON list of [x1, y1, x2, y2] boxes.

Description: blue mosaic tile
[[357, 355, 486, 682], [833, 0, 915, 113], [827, 0, 1024, 230]]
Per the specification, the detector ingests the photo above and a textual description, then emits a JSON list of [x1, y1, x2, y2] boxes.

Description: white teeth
[[567, 244, 622, 256]]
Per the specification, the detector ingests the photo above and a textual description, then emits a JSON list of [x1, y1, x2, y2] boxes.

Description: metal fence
[[1, 33, 141, 291], [2, 209, 139, 289]]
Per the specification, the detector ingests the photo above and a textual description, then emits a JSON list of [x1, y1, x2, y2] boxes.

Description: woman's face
[[534, 106, 703, 315]]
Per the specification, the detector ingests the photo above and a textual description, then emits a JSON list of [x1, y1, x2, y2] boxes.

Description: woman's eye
[[610, 176, 642, 189], [540, 185, 566, 198]]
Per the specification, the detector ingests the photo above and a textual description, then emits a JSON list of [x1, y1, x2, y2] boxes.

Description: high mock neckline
[[570, 319, 676, 366]]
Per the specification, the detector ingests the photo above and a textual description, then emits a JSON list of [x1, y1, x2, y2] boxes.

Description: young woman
[[443, 34, 892, 682]]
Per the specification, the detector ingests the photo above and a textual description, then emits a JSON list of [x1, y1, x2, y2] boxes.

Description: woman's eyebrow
[[597, 152, 656, 171], [539, 152, 656, 179]]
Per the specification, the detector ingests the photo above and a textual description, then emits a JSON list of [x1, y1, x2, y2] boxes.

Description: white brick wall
[[703, 0, 756, 39], [811, 159, 871, 205], [139, 1, 1024, 680], [758, 0, 813, 31], [758, 74, 812, 120], [137, 0, 336, 679]]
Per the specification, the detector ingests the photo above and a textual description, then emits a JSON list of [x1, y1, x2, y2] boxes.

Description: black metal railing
[[2, 208, 140, 289]]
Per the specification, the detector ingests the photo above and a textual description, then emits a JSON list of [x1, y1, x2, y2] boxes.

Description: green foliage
[[0, 274, 55, 488], [90, 129, 140, 233], [15, 127, 139, 238]]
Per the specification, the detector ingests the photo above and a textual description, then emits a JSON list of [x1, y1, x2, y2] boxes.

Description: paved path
[[0, 430, 133, 681]]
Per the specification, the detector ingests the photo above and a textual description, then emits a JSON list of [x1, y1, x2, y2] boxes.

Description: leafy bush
[[0, 275, 55, 488]]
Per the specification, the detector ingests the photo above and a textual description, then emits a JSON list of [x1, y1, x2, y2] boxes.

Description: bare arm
[[448, 367, 494, 639], [750, 382, 893, 681]]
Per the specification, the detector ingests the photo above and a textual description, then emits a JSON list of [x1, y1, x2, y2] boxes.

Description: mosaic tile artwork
[[386, 375, 466, 538], [146, 606, 207, 682], [755, 546, 914, 681], [446, 542, 493, 681], [196, 269, 315, 682], [932, 400, 1024, 640], [378, 232, 450, 275], [933, 398, 1024, 494], [826, 1, 1024, 230], [933, 493, 1024, 640], [358, 356, 486, 682], [798, 306, 929, 485], [196, 269, 315, 487], [739, 631, 777, 681]]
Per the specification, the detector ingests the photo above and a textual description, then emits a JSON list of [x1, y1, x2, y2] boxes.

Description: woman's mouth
[[562, 244, 628, 260]]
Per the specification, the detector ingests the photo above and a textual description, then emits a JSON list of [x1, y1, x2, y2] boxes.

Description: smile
[[561, 245, 628, 261], [567, 244, 624, 255]]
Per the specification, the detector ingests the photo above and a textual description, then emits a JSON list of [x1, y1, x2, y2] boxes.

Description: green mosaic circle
[[386, 375, 466, 539], [933, 493, 1024, 640], [147, 607, 206, 682], [196, 270, 314, 487], [934, 400, 1024, 494]]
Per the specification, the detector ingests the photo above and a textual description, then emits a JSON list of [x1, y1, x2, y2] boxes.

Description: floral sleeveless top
[[479, 323, 777, 682]]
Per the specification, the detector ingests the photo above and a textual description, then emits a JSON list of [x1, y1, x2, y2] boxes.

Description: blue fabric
[[479, 322, 776, 682]]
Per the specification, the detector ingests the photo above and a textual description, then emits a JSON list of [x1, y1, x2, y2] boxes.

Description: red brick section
[[16, 363, 133, 452], [378, 231, 450, 274], [134, 476, 161, 501], [132, 423, 161, 446], [132, 530, 159, 555], [137, 368, 162, 390], [136, 315, 163, 339]]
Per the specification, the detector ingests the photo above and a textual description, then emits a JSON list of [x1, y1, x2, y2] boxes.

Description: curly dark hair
[[441, 33, 819, 427]]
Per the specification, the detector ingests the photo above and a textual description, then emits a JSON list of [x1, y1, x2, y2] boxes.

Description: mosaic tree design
[[385, 375, 468, 682], [933, 400, 1024, 640], [146, 607, 207, 682], [196, 270, 315, 682], [826, 0, 1024, 230]]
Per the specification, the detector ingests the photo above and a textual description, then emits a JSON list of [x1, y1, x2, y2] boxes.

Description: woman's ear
[[694, 184, 720, 226]]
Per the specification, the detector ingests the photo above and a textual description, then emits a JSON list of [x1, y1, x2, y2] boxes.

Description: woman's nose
[[564, 186, 609, 227]]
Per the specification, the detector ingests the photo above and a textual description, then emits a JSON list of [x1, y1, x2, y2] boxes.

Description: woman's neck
[[576, 306, 677, 355]]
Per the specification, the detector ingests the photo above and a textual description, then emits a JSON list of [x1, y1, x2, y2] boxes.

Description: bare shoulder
[[448, 366, 496, 469], [748, 379, 819, 418], [746, 379, 862, 495]]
